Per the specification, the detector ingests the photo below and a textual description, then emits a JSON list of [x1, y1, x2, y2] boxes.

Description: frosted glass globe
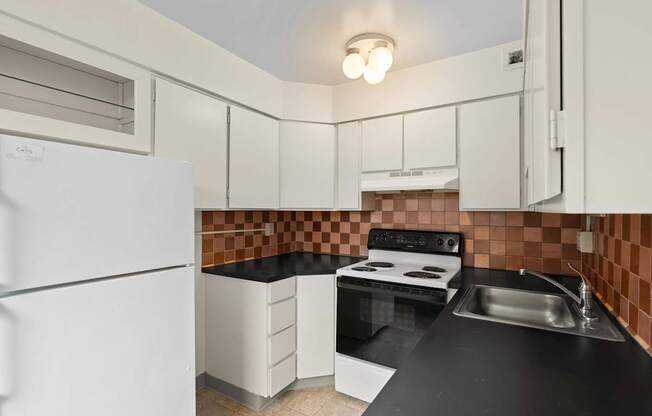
[[363, 65, 386, 85], [342, 52, 365, 79], [368, 46, 393, 72]]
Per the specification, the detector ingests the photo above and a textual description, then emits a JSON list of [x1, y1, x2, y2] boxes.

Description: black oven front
[[336, 275, 447, 369]]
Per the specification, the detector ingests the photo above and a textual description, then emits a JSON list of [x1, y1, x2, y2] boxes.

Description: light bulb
[[342, 52, 365, 79], [368, 45, 393, 72], [363, 65, 386, 85]]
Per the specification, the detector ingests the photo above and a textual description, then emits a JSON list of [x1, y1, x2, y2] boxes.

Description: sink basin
[[453, 285, 625, 342]]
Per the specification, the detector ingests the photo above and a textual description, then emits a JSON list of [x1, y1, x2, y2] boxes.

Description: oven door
[[336, 275, 447, 369]]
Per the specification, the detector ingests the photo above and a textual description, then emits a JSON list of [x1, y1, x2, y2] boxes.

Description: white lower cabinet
[[269, 326, 296, 366], [296, 275, 335, 379], [269, 355, 297, 397], [204, 273, 337, 398], [204, 275, 296, 398]]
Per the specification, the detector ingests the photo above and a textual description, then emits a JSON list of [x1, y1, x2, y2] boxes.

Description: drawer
[[269, 325, 296, 366], [268, 277, 296, 304], [268, 354, 296, 397], [269, 297, 296, 334]]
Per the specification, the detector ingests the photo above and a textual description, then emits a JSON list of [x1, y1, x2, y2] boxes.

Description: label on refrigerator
[[6, 143, 44, 162]]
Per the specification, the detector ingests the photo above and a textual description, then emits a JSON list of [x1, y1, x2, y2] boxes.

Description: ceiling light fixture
[[342, 33, 395, 85]]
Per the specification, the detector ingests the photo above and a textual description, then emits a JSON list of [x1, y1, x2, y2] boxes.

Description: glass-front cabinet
[[0, 16, 151, 153]]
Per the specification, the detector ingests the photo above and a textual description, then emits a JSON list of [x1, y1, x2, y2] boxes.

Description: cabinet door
[[279, 122, 335, 209], [459, 95, 521, 210], [361, 115, 403, 172], [154, 78, 227, 209], [229, 106, 280, 209], [404, 107, 456, 169], [523, 0, 562, 205], [297, 275, 335, 379], [0, 24, 151, 153], [337, 122, 362, 210]]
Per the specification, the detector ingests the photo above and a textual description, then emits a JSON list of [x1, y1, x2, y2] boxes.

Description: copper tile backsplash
[[201, 211, 295, 266], [202, 192, 582, 276], [583, 214, 652, 354], [294, 192, 583, 276]]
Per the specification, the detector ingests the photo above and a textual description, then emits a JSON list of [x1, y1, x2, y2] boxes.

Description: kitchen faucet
[[519, 263, 598, 322]]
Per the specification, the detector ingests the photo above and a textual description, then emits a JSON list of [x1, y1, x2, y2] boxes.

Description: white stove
[[338, 251, 461, 290], [336, 229, 462, 290], [335, 228, 463, 403]]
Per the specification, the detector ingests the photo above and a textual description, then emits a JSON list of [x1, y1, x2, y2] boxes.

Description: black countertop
[[364, 267, 652, 416], [201, 252, 364, 283]]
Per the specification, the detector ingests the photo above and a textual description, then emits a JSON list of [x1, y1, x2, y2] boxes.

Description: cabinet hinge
[[549, 109, 566, 149], [152, 87, 156, 102], [226, 107, 230, 124]]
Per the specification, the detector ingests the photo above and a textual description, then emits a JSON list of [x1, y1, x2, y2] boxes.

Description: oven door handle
[[337, 278, 447, 304]]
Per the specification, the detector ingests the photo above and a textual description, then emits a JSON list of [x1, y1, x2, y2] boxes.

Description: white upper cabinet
[[153, 78, 227, 209], [361, 115, 403, 172], [280, 122, 335, 209], [404, 107, 457, 169], [459, 95, 521, 210], [0, 31, 151, 153], [337, 122, 362, 210], [228, 106, 280, 209], [523, 0, 562, 206]]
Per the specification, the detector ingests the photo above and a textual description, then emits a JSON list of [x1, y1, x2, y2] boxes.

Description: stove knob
[[447, 238, 456, 247], [437, 238, 444, 246]]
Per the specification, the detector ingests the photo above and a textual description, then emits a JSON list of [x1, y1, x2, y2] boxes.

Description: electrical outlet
[[264, 223, 274, 236]]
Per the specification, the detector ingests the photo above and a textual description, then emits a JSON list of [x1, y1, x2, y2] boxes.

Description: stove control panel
[[368, 229, 462, 256]]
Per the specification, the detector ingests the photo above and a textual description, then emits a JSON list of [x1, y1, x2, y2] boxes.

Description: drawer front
[[268, 277, 296, 304], [269, 325, 296, 366], [269, 354, 296, 397], [269, 298, 296, 334]]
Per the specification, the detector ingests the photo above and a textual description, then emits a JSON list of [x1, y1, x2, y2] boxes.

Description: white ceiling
[[139, 0, 523, 86]]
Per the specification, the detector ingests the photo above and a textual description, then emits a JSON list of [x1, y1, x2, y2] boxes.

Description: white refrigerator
[[0, 135, 196, 415]]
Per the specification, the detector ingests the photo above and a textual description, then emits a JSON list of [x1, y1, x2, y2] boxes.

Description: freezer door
[[0, 135, 193, 291], [0, 267, 195, 416]]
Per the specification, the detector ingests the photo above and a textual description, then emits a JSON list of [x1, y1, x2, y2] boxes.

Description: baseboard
[[288, 375, 334, 390], [200, 373, 335, 411], [204, 373, 273, 411], [196, 372, 207, 390]]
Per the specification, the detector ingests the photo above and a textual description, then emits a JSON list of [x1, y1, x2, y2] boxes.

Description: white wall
[[0, 0, 284, 117], [282, 82, 333, 123], [333, 41, 523, 122]]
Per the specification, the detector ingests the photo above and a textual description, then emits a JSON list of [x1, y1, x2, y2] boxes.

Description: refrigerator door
[[0, 135, 194, 292], [0, 266, 195, 416]]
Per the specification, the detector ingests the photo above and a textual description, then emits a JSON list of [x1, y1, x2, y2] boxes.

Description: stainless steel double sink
[[453, 284, 625, 342]]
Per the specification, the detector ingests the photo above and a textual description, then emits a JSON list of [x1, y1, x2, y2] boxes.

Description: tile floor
[[196, 386, 368, 416]]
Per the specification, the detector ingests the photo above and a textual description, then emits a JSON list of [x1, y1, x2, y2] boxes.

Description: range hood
[[361, 167, 459, 192]]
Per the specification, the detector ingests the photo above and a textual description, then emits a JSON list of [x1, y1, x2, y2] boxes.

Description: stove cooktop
[[337, 229, 463, 289]]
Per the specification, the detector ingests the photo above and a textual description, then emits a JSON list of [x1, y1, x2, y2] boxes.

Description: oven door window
[[336, 276, 446, 369]]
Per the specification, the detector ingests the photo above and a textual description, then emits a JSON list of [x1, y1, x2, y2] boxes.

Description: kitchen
[[0, 1, 650, 415]]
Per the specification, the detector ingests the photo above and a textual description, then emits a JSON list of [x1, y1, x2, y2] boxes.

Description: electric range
[[334, 228, 463, 403]]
